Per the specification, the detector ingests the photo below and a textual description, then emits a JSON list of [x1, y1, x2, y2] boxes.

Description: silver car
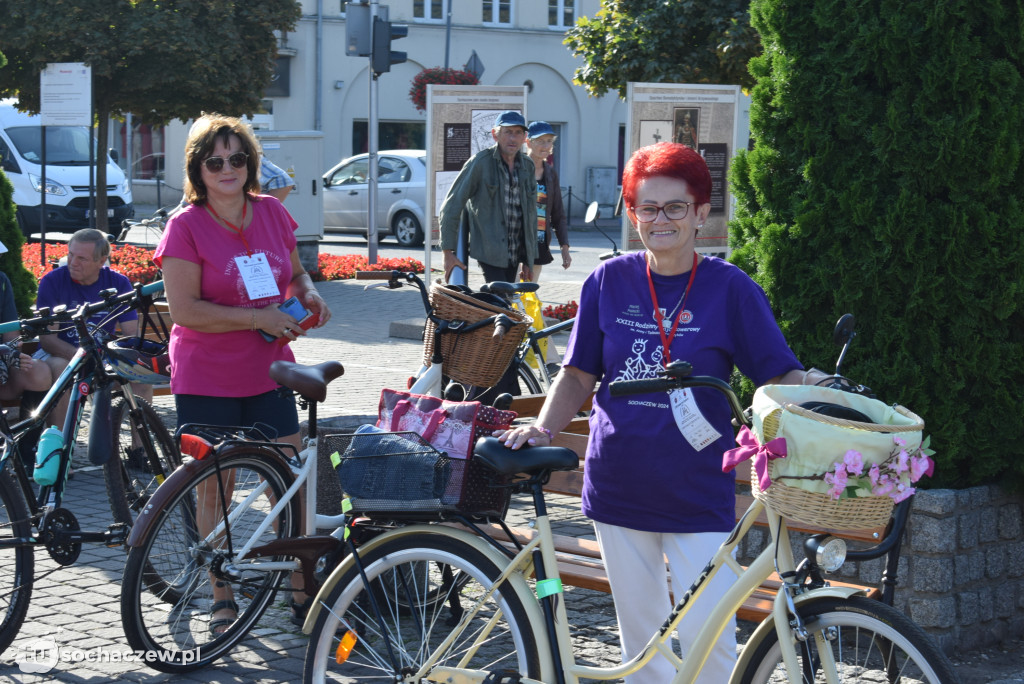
[[322, 149, 426, 247]]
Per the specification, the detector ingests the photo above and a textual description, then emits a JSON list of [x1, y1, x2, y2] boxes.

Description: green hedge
[[0, 171, 36, 316], [730, 0, 1024, 489]]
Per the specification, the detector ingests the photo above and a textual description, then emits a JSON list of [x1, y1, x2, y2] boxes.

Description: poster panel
[[624, 83, 748, 258], [424, 85, 527, 276]]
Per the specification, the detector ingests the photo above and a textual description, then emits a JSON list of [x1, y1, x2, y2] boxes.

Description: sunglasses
[[202, 152, 248, 173]]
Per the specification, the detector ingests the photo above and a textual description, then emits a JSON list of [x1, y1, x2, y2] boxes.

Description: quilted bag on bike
[[376, 389, 517, 514], [377, 389, 517, 460]]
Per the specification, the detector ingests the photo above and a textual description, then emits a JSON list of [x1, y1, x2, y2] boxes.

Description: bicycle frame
[[200, 437, 351, 577], [313, 493, 863, 684], [516, 316, 574, 391]]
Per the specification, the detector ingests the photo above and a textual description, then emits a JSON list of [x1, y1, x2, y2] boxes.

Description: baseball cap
[[493, 110, 527, 130], [527, 121, 555, 138]]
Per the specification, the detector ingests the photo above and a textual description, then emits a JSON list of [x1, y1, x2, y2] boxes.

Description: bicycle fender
[[303, 524, 555, 682], [728, 586, 865, 683], [124, 448, 294, 547]]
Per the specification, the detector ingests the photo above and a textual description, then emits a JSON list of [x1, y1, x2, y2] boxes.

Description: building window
[[483, 0, 511, 25], [548, 0, 574, 27], [414, 0, 443, 20]]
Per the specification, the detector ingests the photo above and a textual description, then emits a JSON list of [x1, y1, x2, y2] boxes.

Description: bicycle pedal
[[104, 522, 130, 547], [482, 672, 522, 684]]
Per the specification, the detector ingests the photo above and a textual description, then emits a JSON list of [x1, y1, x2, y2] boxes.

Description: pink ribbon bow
[[722, 425, 788, 491]]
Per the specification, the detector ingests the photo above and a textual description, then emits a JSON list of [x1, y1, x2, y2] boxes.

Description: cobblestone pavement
[[0, 239, 995, 681]]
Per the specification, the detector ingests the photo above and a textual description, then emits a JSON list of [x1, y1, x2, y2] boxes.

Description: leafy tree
[[0, 0, 301, 224], [730, 0, 1024, 489], [564, 0, 760, 98], [0, 49, 36, 316]]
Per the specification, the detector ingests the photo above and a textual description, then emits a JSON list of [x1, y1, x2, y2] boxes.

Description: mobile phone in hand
[[259, 296, 320, 343]]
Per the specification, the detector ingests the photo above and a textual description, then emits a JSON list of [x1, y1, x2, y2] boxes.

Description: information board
[[624, 83, 749, 257], [423, 85, 527, 275], [40, 63, 91, 126]]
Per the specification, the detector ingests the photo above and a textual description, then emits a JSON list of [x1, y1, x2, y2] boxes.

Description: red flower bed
[[20, 243, 159, 284], [543, 300, 578, 321], [313, 253, 424, 281], [22, 243, 423, 284]]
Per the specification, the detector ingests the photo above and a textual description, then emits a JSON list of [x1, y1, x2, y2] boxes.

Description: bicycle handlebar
[[0, 280, 165, 338], [608, 361, 750, 428]]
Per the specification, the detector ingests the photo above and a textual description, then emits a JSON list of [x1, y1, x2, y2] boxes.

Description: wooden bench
[[482, 392, 904, 624]]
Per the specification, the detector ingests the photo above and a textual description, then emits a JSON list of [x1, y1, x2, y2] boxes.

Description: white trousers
[[594, 521, 737, 684]]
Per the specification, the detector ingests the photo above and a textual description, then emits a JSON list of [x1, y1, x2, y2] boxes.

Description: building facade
[[130, 0, 627, 215]]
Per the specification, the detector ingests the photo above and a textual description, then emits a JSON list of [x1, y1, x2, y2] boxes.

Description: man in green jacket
[[439, 110, 538, 283]]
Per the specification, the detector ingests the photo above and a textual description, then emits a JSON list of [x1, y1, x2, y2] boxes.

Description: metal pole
[[40, 126, 47, 265], [444, 0, 452, 69], [89, 98, 95, 230], [367, 0, 379, 264]]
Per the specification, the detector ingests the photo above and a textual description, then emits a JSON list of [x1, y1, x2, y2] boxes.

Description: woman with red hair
[[498, 143, 826, 682]]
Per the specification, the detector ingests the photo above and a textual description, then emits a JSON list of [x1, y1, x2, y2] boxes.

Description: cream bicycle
[[301, 360, 958, 683]]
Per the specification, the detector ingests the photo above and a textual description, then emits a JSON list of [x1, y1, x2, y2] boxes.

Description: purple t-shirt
[[35, 266, 137, 347], [153, 196, 298, 397], [564, 252, 800, 533]]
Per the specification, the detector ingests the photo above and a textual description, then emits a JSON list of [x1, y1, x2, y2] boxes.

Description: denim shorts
[[174, 388, 300, 439]]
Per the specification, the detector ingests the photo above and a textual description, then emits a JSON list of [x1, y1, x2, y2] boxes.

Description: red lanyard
[[647, 252, 699, 366], [206, 200, 251, 256]]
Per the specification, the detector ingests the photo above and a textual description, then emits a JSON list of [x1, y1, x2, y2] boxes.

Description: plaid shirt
[[500, 156, 524, 267]]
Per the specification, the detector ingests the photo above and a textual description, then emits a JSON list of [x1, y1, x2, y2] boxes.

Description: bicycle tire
[[303, 533, 542, 683], [120, 446, 299, 672], [516, 363, 542, 395], [738, 595, 958, 683], [104, 393, 184, 601], [0, 463, 33, 656]]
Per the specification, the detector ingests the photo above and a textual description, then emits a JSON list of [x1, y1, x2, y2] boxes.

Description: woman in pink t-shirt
[[154, 114, 331, 635]]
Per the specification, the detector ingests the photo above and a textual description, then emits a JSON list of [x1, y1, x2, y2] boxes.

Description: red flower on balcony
[[409, 67, 479, 112]]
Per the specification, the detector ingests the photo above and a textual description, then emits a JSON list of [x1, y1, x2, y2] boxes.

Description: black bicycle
[[0, 281, 181, 653]]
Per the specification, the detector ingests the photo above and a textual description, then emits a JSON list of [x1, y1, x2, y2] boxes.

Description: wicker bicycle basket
[[422, 280, 531, 388], [751, 397, 924, 531]]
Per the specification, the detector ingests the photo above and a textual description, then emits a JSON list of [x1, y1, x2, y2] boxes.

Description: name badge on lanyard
[[669, 388, 722, 451], [235, 252, 280, 301]]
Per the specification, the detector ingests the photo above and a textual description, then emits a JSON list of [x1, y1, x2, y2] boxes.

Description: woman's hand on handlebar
[[493, 423, 553, 450]]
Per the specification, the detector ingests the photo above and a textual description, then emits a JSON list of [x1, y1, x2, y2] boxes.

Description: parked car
[[322, 149, 426, 247], [0, 102, 134, 238]]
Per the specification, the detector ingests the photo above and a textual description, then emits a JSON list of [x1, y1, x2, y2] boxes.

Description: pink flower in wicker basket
[[822, 435, 934, 503]]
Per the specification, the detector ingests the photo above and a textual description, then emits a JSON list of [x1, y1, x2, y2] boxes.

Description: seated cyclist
[[34, 229, 151, 431]]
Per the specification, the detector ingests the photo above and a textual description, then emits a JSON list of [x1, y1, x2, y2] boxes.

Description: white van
[[0, 103, 134, 238]]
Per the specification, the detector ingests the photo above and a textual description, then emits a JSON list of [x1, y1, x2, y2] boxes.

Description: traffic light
[[371, 16, 407, 75]]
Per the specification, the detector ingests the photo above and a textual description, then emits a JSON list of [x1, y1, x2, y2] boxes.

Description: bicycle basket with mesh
[[327, 430, 510, 517], [422, 280, 531, 388]]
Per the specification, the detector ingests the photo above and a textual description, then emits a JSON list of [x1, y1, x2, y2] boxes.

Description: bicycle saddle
[[472, 436, 578, 477], [269, 360, 345, 403]]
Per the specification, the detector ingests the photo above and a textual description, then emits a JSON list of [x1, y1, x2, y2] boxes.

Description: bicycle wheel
[[738, 595, 958, 683], [303, 533, 542, 683], [0, 462, 34, 655], [517, 363, 542, 395], [104, 393, 184, 600], [120, 447, 299, 672], [104, 393, 179, 524]]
